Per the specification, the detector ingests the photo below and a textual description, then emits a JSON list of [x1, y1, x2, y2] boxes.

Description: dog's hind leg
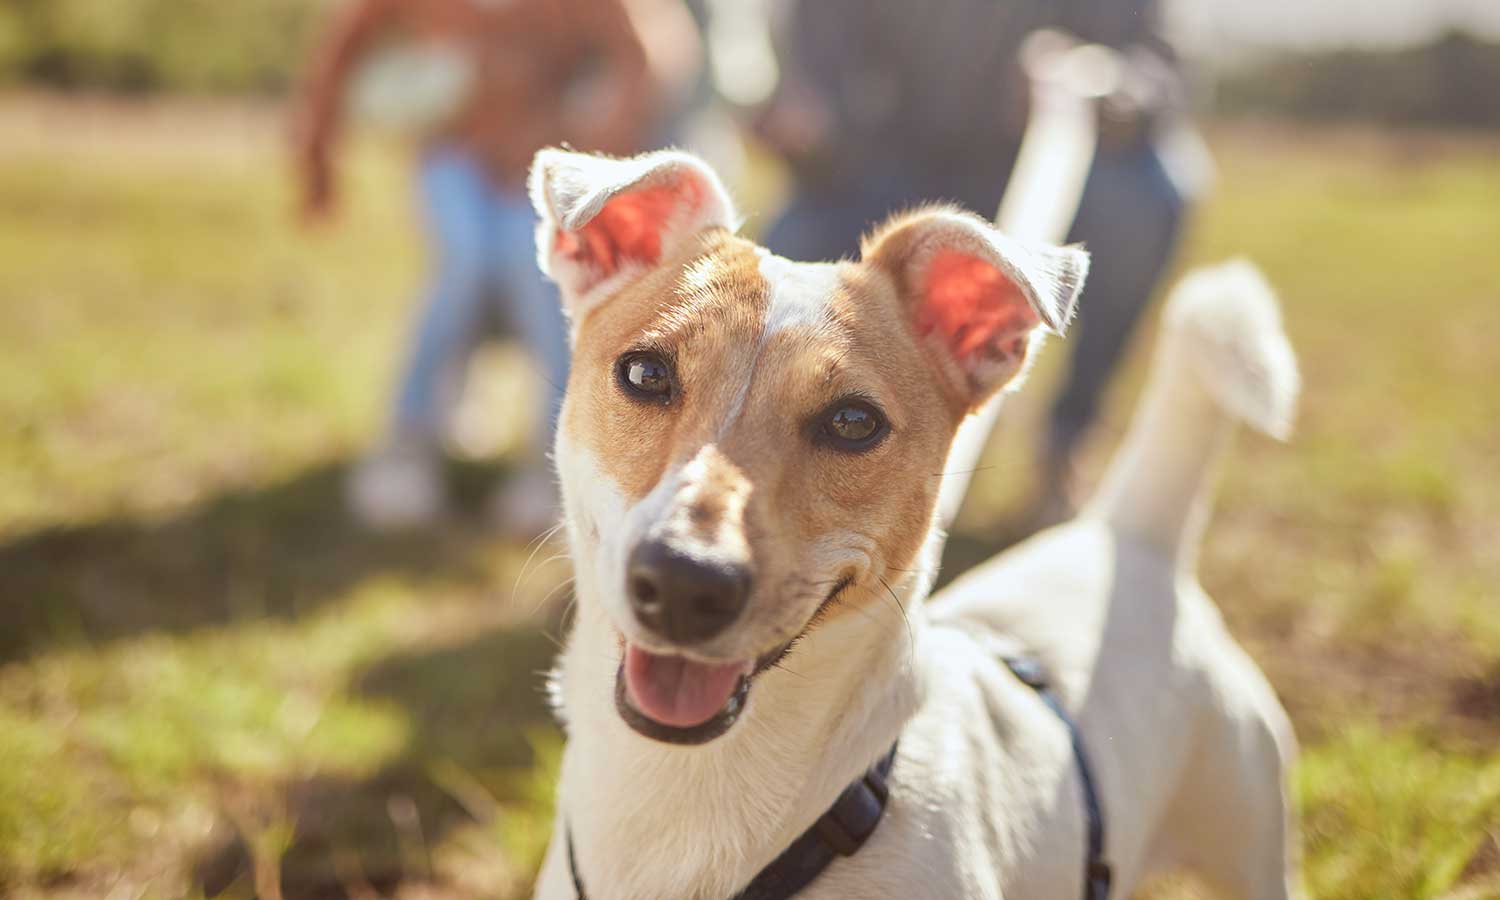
[[1149, 645, 1303, 900]]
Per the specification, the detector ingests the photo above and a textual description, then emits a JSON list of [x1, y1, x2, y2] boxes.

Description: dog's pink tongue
[[624, 644, 749, 728]]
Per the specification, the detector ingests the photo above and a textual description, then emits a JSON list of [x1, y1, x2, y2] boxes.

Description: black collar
[[566, 655, 1111, 900], [568, 741, 899, 900]]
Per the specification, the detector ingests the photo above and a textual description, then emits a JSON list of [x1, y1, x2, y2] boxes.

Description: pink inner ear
[[555, 178, 702, 279], [916, 250, 1038, 362]]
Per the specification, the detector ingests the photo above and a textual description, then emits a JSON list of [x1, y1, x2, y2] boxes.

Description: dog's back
[[923, 261, 1304, 898]]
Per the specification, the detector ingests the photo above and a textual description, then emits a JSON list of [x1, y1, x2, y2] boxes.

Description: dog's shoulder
[[877, 622, 1094, 895]]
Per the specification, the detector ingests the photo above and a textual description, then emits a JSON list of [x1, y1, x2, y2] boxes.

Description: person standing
[[292, 0, 695, 534], [754, 0, 1203, 526]]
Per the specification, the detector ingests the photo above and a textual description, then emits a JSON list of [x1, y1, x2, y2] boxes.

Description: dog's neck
[[552, 545, 937, 900]]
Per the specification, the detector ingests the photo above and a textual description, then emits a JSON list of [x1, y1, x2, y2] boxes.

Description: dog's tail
[[1085, 260, 1299, 570]]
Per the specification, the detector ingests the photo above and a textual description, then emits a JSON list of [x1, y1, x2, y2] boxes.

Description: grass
[[0, 95, 1497, 898]]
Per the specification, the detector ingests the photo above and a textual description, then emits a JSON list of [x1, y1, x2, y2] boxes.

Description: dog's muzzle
[[614, 574, 854, 745]]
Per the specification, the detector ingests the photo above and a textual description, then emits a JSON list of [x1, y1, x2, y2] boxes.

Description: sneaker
[[487, 467, 561, 541], [346, 440, 444, 531]]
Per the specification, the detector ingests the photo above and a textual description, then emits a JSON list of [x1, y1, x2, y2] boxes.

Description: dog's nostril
[[630, 575, 660, 609]]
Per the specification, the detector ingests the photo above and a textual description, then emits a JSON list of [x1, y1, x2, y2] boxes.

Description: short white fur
[[757, 249, 840, 336], [530, 149, 1303, 900]]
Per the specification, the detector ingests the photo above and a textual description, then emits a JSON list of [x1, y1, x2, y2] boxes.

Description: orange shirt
[[328, 0, 656, 185]]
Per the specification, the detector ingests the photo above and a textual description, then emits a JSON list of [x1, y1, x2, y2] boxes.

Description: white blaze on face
[[757, 250, 840, 337], [708, 251, 840, 434]]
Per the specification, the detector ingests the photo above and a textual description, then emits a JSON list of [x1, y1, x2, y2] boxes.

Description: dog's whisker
[[876, 574, 918, 664], [512, 522, 568, 606], [524, 358, 567, 396], [532, 575, 577, 617], [768, 659, 810, 682], [839, 593, 888, 631], [551, 593, 578, 629], [519, 521, 566, 567], [532, 550, 573, 571], [527, 519, 566, 554], [928, 465, 997, 478], [516, 551, 573, 605]]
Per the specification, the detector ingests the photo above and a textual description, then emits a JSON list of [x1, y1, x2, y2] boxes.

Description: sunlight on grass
[[0, 135, 421, 537], [0, 585, 414, 880], [0, 105, 1496, 897], [0, 707, 113, 876], [1300, 725, 1500, 899]]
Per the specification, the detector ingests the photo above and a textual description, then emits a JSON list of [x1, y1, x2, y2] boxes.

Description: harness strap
[[1003, 656, 1113, 900], [568, 742, 898, 900], [567, 655, 1109, 900]]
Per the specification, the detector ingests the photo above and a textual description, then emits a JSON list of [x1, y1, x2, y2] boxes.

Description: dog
[[525, 148, 1302, 900]]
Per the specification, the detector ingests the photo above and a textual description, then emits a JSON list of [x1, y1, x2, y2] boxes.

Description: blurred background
[[0, 1, 1497, 898]]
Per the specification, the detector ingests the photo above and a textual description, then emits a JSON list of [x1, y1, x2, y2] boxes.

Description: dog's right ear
[[530, 149, 737, 322]]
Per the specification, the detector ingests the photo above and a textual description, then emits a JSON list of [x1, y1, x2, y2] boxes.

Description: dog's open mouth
[[614, 575, 854, 745], [615, 643, 783, 745], [621, 644, 752, 731]]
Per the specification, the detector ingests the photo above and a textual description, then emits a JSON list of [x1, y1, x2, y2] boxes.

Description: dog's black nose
[[627, 540, 751, 644]]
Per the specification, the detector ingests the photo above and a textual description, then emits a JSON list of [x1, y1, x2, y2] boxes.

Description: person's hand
[[296, 137, 338, 225], [1097, 84, 1149, 150], [754, 87, 831, 163]]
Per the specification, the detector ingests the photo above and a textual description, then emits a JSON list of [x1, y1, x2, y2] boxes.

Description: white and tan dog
[[526, 148, 1302, 900]]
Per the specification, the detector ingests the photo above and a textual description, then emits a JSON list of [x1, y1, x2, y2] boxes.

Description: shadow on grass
[[0, 458, 517, 663], [195, 623, 564, 898], [181, 525, 1032, 898], [174, 519, 1032, 897]]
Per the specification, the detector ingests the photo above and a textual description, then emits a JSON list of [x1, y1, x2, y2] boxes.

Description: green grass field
[[1, 95, 1497, 899]]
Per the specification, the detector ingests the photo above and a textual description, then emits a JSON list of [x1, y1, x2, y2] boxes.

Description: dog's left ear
[[863, 207, 1088, 411], [530, 148, 737, 322]]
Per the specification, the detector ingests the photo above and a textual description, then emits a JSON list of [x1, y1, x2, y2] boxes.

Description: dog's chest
[[796, 636, 1089, 899]]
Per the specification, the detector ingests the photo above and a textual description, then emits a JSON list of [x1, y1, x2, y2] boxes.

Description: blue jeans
[[392, 148, 569, 459], [764, 143, 1185, 464]]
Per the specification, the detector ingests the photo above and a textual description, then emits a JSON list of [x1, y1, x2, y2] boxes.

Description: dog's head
[[531, 149, 1086, 744]]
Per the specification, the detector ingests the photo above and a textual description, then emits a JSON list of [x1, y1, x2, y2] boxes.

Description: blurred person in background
[[292, 0, 700, 535], [753, 0, 1206, 528]]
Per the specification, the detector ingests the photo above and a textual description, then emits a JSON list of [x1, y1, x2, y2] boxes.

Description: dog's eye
[[618, 352, 675, 403], [821, 401, 887, 451]]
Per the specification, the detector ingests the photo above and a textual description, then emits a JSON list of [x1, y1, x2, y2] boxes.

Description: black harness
[[1002, 656, 1114, 900], [567, 655, 1111, 900]]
